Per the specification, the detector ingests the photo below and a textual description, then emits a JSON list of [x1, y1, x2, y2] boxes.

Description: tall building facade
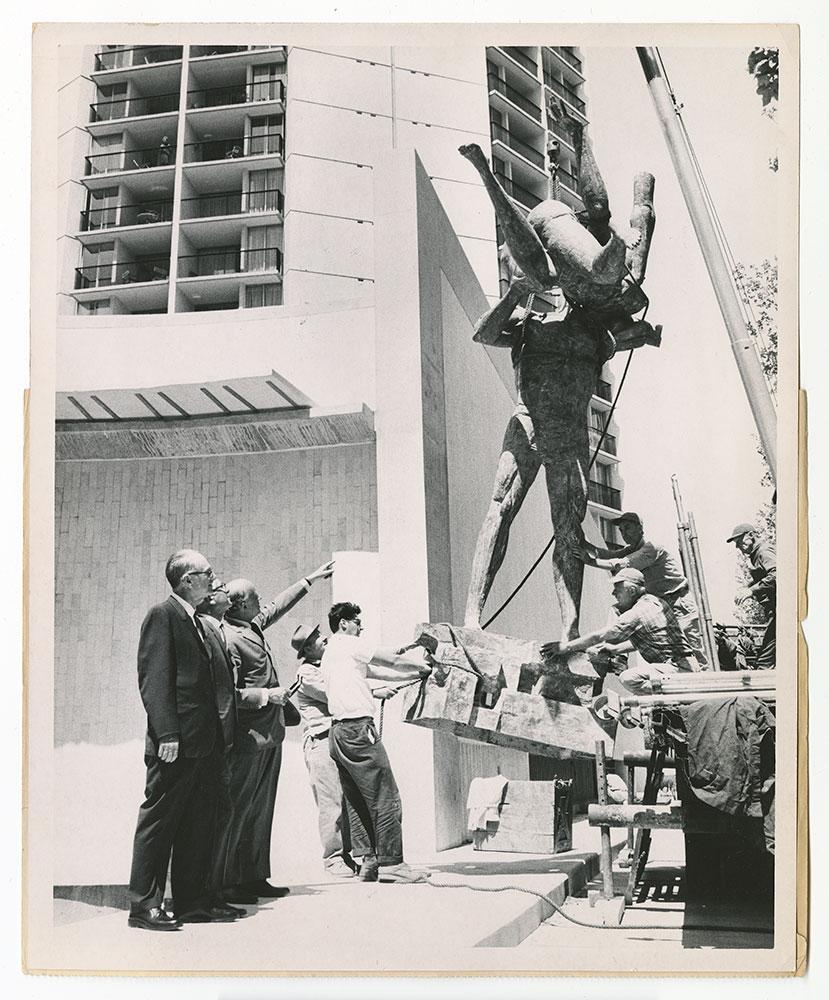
[[58, 41, 623, 534]]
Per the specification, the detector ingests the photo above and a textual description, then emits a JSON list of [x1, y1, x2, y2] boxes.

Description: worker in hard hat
[[727, 522, 776, 669]]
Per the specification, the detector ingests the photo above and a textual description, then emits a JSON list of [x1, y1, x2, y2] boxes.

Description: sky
[[578, 40, 785, 618]]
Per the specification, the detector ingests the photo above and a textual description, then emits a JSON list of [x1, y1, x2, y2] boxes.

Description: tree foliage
[[747, 48, 779, 109], [731, 257, 777, 625]]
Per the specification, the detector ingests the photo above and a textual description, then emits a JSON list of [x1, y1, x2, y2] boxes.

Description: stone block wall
[[54, 441, 378, 747]]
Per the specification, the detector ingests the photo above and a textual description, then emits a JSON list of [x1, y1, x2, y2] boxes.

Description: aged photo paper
[[21, 13, 812, 989]]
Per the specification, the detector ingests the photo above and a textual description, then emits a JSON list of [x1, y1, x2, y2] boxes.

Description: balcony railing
[[500, 47, 538, 75], [588, 480, 622, 509], [589, 427, 618, 456], [555, 164, 581, 194], [85, 142, 176, 175], [487, 74, 541, 121], [74, 255, 171, 289], [190, 45, 280, 58], [94, 46, 183, 71], [79, 199, 174, 231], [183, 132, 283, 163], [551, 46, 583, 74], [89, 91, 180, 123], [494, 170, 542, 210], [490, 121, 545, 170], [544, 77, 586, 115], [594, 379, 613, 402], [179, 188, 284, 220], [187, 78, 285, 109], [177, 246, 283, 278]]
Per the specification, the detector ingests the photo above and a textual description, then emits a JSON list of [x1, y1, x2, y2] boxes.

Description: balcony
[[183, 132, 283, 164], [490, 121, 545, 171], [589, 427, 618, 457], [588, 480, 622, 510], [179, 188, 284, 221], [594, 379, 613, 403], [500, 47, 538, 76], [75, 255, 171, 290], [555, 164, 581, 195], [487, 74, 541, 122], [544, 77, 586, 115], [89, 91, 180, 123], [79, 198, 174, 232], [177, 246, 283, 279], [187, 78, 285, 110], [494, 170, 542, 211], [550, 46, 583, 75], [189, 45, 285, 59], [85, 142, 176, 175], [94, 46, 183, 71]]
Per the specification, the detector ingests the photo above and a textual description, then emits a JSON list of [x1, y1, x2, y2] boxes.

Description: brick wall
[[54, 442, 378, 747]]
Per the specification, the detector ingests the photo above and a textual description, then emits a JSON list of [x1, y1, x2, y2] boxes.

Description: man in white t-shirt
[[320, 601, 435, 884]]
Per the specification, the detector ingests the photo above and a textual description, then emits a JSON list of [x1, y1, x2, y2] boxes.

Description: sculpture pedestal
[[401, 623, 618, 759]]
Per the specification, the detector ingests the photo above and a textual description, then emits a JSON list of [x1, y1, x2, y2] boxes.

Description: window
[[245, 284, 282, 308], [245, 226, 281, 271], [249, 115, 282, 156], [90, 132, 125, 174], [77, 298, 112, 316], [81, 242, 115, 287], [251, 64, 281, 101], [195, 246, 239, 276], [247, 169, 281, 212], [96, 82, 128, 121], [86, 187, 119, 230]]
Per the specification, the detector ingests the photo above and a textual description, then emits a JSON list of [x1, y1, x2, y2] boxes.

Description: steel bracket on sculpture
[[401, 623, 618, 758]]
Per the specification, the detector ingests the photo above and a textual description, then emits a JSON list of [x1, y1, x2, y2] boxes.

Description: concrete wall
[[282, 44, 498, 308]]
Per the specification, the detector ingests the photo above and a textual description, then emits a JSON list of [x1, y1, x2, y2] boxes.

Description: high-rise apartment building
[[58, 41, 622, 533]]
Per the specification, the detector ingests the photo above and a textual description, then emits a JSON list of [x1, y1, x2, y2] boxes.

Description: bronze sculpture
[[461, 104, 660, 637]]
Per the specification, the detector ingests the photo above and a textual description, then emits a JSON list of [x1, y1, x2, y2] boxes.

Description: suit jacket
[[137, 595, 235, 758], [223, 579, 309, 753]]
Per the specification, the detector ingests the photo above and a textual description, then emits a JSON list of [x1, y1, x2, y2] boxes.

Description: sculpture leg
[[542, 454, 590, 640], [626, 172, 656, 284], [464, 410, 541, 628], [459, 143, 555, 290]]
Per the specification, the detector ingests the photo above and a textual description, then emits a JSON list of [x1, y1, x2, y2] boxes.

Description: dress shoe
[[324, 859, 357, 879], [177, 904, 240, 923], [222, 886, 259, 904], [242, 879, 290, 898], [127, 906, 182, 931], [378, 863, 432, 884]]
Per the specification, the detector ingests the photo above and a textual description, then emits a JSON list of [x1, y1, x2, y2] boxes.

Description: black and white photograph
[[21, 14, 809, 983]]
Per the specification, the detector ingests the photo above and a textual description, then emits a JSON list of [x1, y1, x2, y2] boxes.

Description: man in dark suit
[[220, 561, 334, 903], [127, 549, 240, 930]]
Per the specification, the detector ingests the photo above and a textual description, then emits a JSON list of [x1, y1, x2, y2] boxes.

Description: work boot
[[378, 863, 432, 884], [358, 857, 379, 882]]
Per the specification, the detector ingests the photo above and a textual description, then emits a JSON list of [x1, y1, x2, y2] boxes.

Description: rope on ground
[[422, 878, 670, 931]]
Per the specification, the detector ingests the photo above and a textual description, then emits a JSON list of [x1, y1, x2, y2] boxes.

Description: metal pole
[[688, 510, 720, 669], [672, 476, 717, 669], [637, 47, 777, 481], [595, 740, 615, 899]]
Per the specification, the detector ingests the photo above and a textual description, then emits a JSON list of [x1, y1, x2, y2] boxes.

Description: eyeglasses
[[188, 568, 214, 580]]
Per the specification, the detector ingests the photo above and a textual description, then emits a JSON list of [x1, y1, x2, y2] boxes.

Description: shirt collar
[[171, 591, 196, 619]]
